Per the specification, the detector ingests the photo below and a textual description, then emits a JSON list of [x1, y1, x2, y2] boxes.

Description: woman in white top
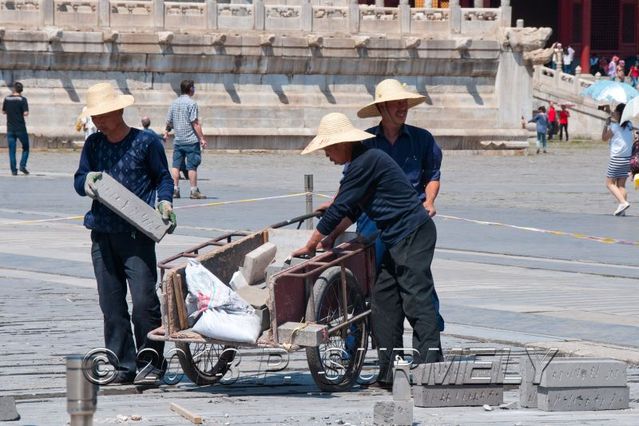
[[602, 103, 634, 216]]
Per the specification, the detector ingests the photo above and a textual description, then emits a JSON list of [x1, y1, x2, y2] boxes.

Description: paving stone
[[519, 356, 538, 408], [539, 359, 627, 388], [241, 242, 277, 285], [412, 385, 503, 407], [538, 386, 630, 411], [277, 322, 328, 347], [92, 173, 171, 242], [392, 360, 411, 401], [412, 360, 500, 386], [373, 399, 413, 426], [0, 396, 20, 421]]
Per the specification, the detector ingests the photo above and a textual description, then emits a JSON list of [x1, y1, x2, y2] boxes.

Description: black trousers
[[371, 219, 442, 383], [559, 123, 569, 141], [91, 231, 164, 376]]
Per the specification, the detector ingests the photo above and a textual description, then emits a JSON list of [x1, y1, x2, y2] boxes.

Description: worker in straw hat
[[73, 82, 175, 385], [359, 79, 445, 332], [292, 112, 443, 388]]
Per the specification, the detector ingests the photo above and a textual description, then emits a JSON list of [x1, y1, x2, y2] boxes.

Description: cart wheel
[[176, 342, 236, 386], [305, 266, 369, 392]]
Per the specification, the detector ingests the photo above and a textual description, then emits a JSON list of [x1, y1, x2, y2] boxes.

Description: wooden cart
[[148, 213, 376, 392]]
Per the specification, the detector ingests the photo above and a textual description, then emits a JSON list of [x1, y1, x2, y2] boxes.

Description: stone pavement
[[0, 141, 638, 424]]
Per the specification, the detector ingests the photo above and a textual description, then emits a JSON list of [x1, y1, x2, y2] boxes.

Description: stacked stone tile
[[520, 357, 629, 411], [411, 360, 504, 407]]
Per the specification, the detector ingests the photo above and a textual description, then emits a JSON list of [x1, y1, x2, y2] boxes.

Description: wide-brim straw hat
[[84, 82, 134, 116], [357, 79, 426, 118], [301, 113, 374, 155]]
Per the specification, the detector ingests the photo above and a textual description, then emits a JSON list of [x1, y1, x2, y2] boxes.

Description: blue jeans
[[7, 130, 29, 173], [536, 131, 547, 150]]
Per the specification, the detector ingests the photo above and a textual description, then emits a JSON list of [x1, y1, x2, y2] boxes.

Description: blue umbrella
[[581, 80, 639, 104]]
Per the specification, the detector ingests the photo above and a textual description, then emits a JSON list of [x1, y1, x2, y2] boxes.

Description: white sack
[[192, 308, 262, 344]]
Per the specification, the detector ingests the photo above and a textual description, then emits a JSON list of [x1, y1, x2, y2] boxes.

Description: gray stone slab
[[0, 396, 20, 421], [92, 173, 171, 242], [373, 399, 413, 426], [241, 242, 277, 285], [538, 386, 630, 411], [412, 385, 503, 407], [392, 361, 411, 401], [412, 360, 500, 386], [519, 356, 538, 408], [539, 359, 627, 388], [277, 322, 327, 347]]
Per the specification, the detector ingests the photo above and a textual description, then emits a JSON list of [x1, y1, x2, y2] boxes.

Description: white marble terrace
[[0, 0, 508, 36]]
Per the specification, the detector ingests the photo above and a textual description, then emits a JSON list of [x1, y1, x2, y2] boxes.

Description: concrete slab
[[538, 386, 630, 411], [412, 385, 504, 407]]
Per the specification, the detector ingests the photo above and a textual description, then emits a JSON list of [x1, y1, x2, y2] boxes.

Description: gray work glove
[[156, 200, 177, 234], [84, 172, 103, 199]]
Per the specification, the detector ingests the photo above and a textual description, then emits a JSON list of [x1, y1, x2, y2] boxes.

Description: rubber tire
[[305, 266, 369, 392], [175, 342, 236, 386]]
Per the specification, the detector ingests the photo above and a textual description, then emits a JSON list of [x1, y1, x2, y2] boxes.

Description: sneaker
[[11, 170, 17, 176], [614, 202, 630, 216], [190, 189, 206, 199], [173, 188, 180, 199], [536, 149, 540, 154], [19, 167, 29, 175], [620, 210, 626, 216]]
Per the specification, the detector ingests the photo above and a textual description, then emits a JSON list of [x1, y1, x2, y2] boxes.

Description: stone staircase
[[532, 65, 609, 140]]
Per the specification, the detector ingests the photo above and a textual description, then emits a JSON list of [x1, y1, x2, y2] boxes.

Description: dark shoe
[[19, 167, 29, 175], [111, 372, 136, 385], [173, 187, 181, 199], [536, 149, 540, 154], [134, 366, 164, 386], [190, 189, 206, 199], [11, 170, 17, 176], [543, 150, 547, 153], [361, 380, 393, 391]]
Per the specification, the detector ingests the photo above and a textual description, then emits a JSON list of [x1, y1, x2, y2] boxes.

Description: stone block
[[538, 386, 630, 411], [236, 284, 269, 308], [92, 173, 171, 242], [373, 399, 413, 426], [392, 359, 411, 401], [0, 396, 20, 421], [277, 322, 327, 347], [539, 359, 627, 388], [413, 360, 500, 386], [412, 385, 503, 407], [519, 356, 537, 408], [241, 242, 277, 285]]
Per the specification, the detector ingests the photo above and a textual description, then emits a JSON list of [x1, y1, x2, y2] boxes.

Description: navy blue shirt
[[73, 128, 174, 233], [364, 123, 442, 201], [2, 95, 29, 132], [318, 145, 430, 248]]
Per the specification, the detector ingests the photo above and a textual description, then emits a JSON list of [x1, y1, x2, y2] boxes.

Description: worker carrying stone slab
[[73, 82, 175, 386], [292, 112, 443, 388]]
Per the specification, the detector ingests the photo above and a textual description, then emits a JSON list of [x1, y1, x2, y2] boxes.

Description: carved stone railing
[[534, 65, 597, 99], [0, 0, 513, 36]]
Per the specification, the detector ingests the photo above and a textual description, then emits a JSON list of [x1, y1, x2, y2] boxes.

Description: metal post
[[304, 174, 313, 230], [67, 355, 97, 426]]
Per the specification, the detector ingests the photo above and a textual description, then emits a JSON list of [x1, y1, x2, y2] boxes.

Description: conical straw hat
[[84, 82, 135, 117], [357, 79, 426, 118], [301, 113, 375, 155]]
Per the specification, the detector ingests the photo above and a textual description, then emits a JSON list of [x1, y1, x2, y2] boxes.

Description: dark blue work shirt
[[73, 128, 174, 233], [318, 144, 430, 248], [364, 123, 442, 201]]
